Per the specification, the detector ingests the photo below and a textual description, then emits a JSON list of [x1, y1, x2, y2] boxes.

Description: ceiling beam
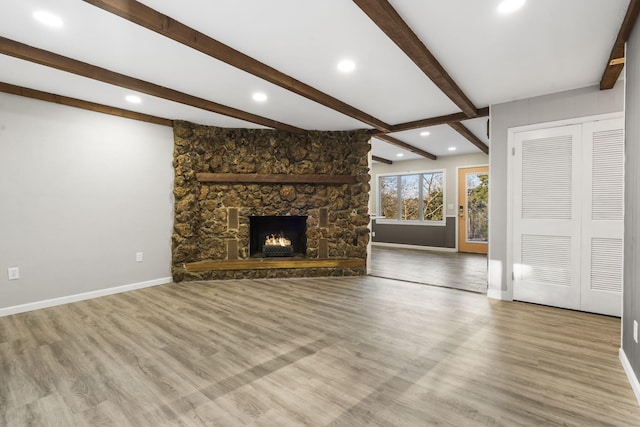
[[372, 155, 393, 164], [0, 37, 305, 134], [384, 107, 489, 134], [0, 81, 173, 127], [373, 134, 437, 160], [82, 0, 392, 132], [448, 122, 489, 154], [600, 0, 640, 90], [353, 0, 478, 118]]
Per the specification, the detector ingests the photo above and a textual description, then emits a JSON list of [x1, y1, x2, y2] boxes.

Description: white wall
[[370, 152, 489, 216], [488, 84, 624, 298], [0, 93, 175, 313]]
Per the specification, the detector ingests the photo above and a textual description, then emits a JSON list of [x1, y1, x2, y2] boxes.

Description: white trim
[[487, 288, 511, 300], [372, 242, 457, 252], [376, 168, 446, 177], [620, 348, 640, 406], [0, 277, 172, 317], [375, 219, 447, 227], [507, 112, 623, 134]]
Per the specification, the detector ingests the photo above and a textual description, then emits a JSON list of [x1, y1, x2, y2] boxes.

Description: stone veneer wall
[[171, 121, 371, 281]]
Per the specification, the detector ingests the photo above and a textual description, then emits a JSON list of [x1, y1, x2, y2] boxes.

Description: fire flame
[[265, 233, 291, 247]]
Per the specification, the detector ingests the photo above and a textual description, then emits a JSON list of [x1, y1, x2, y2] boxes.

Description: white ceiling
[[0, 0, 630, 162]]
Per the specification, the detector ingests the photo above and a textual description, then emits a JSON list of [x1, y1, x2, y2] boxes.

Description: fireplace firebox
[[249, 216, 307, 258]]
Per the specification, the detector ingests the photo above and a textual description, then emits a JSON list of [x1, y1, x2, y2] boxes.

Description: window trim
[[376, 169, 446, 226]]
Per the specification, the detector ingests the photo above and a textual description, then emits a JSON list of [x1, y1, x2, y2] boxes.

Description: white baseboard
[[487, 288, 511, 300], [620, 348, 640, 406], [0, 277, 172, 317], [372, 242, 457, 253]]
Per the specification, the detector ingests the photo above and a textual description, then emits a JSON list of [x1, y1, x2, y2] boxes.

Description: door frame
[[456, 164, 488, 252], [504, 112, 623, 301], [457, 165, 489, 253]]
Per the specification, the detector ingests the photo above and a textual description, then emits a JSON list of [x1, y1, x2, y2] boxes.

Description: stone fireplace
[[171, 121, 371, 281]]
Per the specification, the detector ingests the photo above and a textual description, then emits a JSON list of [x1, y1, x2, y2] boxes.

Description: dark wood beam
[[601, 0, 640, 90], [196, 173, 357, 184], [448, 122, 489, 154], [353, 0, 478, 118], [0, 37, 305, 134], [82, 0, 392, 132], [372, 155, 393, 164], [0, 81, 173, 127], [373, 134, 436, 160], [385, 107, 489, 134]]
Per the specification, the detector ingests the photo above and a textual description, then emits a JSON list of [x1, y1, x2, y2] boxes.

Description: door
[[512, 118, 623, 316], [458, 166, 489, 254], [512, 125, 583, 310], [580, 119, 624, 316]]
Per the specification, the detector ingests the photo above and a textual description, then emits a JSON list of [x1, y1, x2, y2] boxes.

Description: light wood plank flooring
[[1, 276, 638, 426], [370, 245, 488, 293]]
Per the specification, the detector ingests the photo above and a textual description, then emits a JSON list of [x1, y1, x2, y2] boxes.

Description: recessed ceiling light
[[33, 10, 63, 28], [252, 92, 267, 102], [125, 95, 142, 104], [420, 131, 431, 137], [448, 147, 457, 151], [337, 60, 356, 73], [396, 153, 404, 157], [497, 0, 525, 14]]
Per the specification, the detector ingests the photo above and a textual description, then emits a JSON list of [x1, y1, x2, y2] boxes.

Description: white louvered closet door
[[512, 118, 624, 316], [513, 125, 583, 310], [580, 118, 624, 316]]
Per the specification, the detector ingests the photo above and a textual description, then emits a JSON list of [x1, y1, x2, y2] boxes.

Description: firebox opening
[[249, 215, 308, 258]]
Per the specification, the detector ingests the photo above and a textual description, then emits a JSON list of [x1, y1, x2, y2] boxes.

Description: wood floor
[[1, 276, 638, 426], [370, 245, 488, 293]]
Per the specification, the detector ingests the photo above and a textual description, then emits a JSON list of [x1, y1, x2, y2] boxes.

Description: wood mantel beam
[[353, 0, 478, 118], [82, 0, 392, 132], [196, 173, 357, 184], [373, 134, 437, 160], [448, 122, 489, 154], [600, 0, 640, 90], [0, 37, 305, 134]]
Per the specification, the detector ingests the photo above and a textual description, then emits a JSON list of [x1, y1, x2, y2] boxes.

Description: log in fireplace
[[249, 215, 307, 258]]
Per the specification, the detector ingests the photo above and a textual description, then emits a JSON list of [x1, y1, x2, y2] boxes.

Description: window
[[378, 171, 444, 223]]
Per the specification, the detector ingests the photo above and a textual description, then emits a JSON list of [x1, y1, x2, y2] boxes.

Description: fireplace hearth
[[250, 216, 307, 258]]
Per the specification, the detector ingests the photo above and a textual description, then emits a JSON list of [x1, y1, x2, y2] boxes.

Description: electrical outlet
[[7, 267, 19, 280], [136, 252, 143, 262], [634, 320, 638, 344]]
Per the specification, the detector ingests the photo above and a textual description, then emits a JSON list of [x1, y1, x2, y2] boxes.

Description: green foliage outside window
[[466, 173, 488, 241]]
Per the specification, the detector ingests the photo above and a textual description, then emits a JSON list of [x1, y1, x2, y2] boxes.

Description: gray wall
[[372, 217, 455, 248], [624, 26, 640, 388], [0, 93, 174, 311], [488, 84, 624, 297]]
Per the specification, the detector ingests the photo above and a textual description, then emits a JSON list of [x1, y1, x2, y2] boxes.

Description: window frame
[[376, 169, 446, 226]]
